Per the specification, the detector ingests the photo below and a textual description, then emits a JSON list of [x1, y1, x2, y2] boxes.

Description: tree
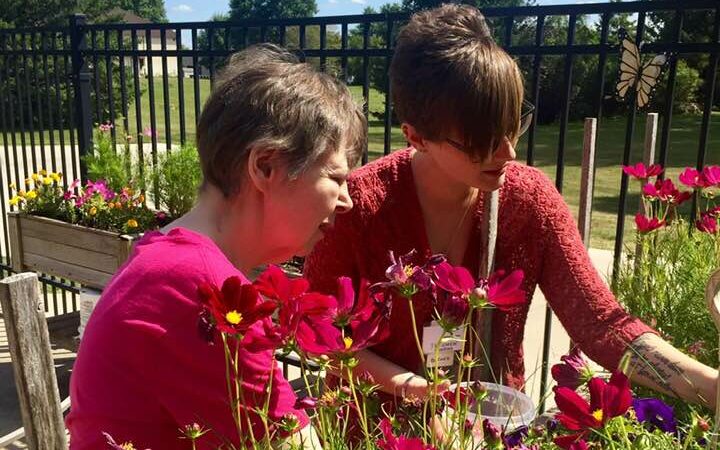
[[228, 0, 318, 22], [0, 0, 167, 28]]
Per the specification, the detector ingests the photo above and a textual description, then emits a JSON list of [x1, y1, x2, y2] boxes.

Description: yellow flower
[[137, 194, 145, 203], [39, 169, 47, 176], [108, 202, 115, 209], [51, 173, 61, 182], [18, 190, 26, 197], [343, 337, 353, 350], [25, 190, 37, 200], [89, 206, 97, 216], [24, 178, 31, 186], [31, 173, 39, 182], [126, 219, 138, 228], [8, 182, 15, 190], [43, 177, 52, 186], [9, 196, 21, 206]]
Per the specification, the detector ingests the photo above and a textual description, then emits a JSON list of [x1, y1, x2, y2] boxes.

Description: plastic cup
[[450, 382, 536, 431]]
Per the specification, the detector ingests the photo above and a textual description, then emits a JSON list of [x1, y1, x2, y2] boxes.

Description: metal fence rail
[[0, 0, 718, 407]]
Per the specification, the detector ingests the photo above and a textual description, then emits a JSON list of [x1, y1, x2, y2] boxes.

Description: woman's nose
[[336, 183, 353, 214]]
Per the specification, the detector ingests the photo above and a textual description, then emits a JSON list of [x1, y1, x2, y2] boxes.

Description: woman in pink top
[[67, 44, 365, 450], [305, 4, 717, 409]]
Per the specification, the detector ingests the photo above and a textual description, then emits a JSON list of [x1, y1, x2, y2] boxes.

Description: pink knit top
[[304, 148, 654, 389]]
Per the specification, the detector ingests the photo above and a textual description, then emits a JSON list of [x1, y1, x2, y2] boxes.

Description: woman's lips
[[483, 168, 506, 177]]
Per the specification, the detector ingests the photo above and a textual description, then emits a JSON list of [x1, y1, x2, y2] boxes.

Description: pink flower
[[635, 214, 665, 233], [377, 418, 436, 450], [382, 250, 433, 295], [622, 162, 663, 180], [98, 123, 113, 133], [642, 179, 691, 205], [696, 214, 718, 234], [143, 126, 156, 138], [702, 166, 720, 187], [486, 269, 526, 311], [679, 167, 703, 188]]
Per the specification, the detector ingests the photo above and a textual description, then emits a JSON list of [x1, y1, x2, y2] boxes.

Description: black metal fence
[[0, 0, 719, 405]]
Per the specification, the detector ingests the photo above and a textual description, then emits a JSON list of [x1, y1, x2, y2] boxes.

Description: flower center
[[592, 409, 604, 423], [225, 310, 243, 325], [343, 337, 353, 350]]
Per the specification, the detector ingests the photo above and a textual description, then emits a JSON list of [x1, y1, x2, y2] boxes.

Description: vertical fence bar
[[696, 8, 720, 173], [145, 29, 158, 175], [23, 33, 37, 174], [208, 27, 215, 89], [118, 29, 130, 143], [504, 16, 514, 47], [176, 27, 186, 146], [5, 35, 20, 187], [14, 34, 30, 180], [341, 22, 348, 82], [192, 28, 201, 127], [299, 25, 307, 55], [320, 23, 327, 71], [131, 29, 145, 170], [32, 33, 46, 169], [526, 15, 545, 167], [612, 13, 647, 285], [538, 13, 577, 415], [594, 13, 610, 124], [383, 18, 394, 156], [70, 14, 93, 182], [42, 32, 56, 172], [279, 25, 286, 47], [579, 118, 597, 247], [0, 36, 12, 265], [657, 10, 683, 174], [65, 31, 79, 197], [361, 19, 370, 164], [91, 30, 101, 124], [161, 29, 171, 151], [52, 32, 69, 188], [105, 29, 116, 143]]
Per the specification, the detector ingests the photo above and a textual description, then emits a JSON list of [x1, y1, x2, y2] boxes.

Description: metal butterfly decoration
[[616, 28, 670, 109]]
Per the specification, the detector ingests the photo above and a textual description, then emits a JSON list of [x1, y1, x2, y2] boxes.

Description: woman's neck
[[411, 148, 475, 209], [163, 188, 259, 273]]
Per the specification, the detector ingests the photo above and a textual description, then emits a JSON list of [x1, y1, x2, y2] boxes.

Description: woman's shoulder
[[347, 148, 413, 215], [502, 163, 563, 208]]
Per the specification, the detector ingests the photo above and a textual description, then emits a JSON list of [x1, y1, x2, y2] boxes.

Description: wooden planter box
[[7, 212, 135, 290]]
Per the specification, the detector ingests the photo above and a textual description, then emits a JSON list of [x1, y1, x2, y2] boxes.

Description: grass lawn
[[3, 77, 719, 250]]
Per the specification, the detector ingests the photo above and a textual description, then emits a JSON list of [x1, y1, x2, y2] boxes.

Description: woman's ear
[[401, 123, 428, 152], [247, 147, 282, 193]]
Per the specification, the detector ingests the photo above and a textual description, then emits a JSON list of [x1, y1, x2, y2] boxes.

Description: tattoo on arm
[[626, 334, 683, 398]]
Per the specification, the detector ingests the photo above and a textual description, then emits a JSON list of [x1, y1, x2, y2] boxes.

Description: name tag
[[422, 321, 466, 368]]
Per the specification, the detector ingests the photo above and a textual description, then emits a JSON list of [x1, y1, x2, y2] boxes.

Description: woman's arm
[[337, 349, 437, 399], [275, 425, 324, 450], [624, 332, 717, 408]]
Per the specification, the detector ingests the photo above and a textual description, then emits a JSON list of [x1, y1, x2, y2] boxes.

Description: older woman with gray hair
[[67, 44, 365, 450]]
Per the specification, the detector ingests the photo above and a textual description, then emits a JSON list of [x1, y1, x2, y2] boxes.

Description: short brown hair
[[390, 4, 524, 160], [197, 44, 366, 197]]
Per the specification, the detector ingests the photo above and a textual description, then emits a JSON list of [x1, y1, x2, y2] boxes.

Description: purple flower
[[633, 398, 677, 434], [381, 250, 432, 296], [551, 347, 594, 390], [503, 426, 529, 448]]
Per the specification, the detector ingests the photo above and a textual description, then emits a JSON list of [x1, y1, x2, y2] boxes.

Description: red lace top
[[304, 148, 654, 389]]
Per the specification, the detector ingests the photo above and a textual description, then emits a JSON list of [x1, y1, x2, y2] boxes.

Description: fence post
[[0, 273, 67, 450], [69, 14, 92, 183], [578, 118, 597, 248]]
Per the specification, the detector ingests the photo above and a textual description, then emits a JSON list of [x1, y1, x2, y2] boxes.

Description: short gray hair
[[197, 44, 366, 197]]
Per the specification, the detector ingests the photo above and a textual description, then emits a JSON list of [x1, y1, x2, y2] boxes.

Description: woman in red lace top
[[305, 4, 716, 407]]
